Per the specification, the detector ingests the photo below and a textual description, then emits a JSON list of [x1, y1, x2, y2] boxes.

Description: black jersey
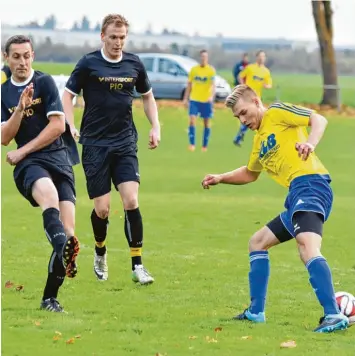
[[65, 49, 151, 147], [1, 70, 79, 173]]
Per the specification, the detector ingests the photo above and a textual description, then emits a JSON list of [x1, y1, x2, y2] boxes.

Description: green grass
[[33, 61, 355, 107], [2, 106, 355, 355]]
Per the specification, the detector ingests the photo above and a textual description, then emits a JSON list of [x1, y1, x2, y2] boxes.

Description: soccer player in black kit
[[1, 35, 80, 312], [62, 14, 161, 284]]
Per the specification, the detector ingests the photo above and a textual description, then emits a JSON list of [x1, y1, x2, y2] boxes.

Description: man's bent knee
[[249, 226, 280, 252], [94, 194, 111, 219]]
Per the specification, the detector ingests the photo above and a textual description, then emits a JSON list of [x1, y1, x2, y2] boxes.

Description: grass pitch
[[2, 104, 355, 355]]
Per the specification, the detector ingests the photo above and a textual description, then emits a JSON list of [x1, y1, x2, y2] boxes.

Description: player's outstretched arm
[[142, 91, 161, 149], [296, 112, 328, 161], [2, 84, 34, 146], [202, 166, 260, 189]]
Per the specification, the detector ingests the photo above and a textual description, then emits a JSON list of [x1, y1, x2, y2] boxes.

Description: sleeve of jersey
[[41, 75, 65, 118], [1, 101, 11, 125], [239, 66, 248, 79], [273, 103, 313, 126], [65, 56, 87, 96], [135, 60, 152, 95], [188, 68, 194, 83], [247, 152, 263, 172], [264, 70, 272, 86]]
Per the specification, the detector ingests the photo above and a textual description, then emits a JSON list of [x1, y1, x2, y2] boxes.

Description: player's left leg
[[233, 216, 293, 322], [113, 150, 154, 285], [201, 102, 213, 151], [233, 123, 248, 146], [293, 212, 348, 332], [188, 101, 199, 151]]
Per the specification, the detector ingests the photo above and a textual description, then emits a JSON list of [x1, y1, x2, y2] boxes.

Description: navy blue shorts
[[14, 162, 76, 207], [82, 145, 140, 200], [279, 174, 333, 238], [188, 100, 213, 119]]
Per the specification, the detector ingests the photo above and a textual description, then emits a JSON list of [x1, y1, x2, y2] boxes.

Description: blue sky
[[2, 0, 354, 45]]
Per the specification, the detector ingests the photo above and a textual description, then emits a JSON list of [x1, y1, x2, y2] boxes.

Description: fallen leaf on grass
[[280, 340, 297, 348], [55, 331, 62, 336], [214, 327, 222, 332], [66, 338, 75, 344], [75, 335, 81, 339], [5, 281, 14, 288], [53, 335, 61, 341], [16, 285, 24, 291], [188, 336, 197, 340], [241, 336, 252, 340], [205, 336, 218, 343], [34, 321, 41, 326]]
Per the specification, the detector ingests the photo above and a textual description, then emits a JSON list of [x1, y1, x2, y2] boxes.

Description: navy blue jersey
[[65, 49, 151, 147], [1, 70, 79, 172]]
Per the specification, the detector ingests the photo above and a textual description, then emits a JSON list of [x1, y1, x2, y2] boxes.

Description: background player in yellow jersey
[[201, 84, 349, 333], [233, 50, 272, 146], [183, 49, 216, 152], [1, 63, 12, 84]]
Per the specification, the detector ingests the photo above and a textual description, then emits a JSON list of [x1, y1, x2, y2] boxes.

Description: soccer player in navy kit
[[62, 14, 161, 284], [1, 35, 80, 312]]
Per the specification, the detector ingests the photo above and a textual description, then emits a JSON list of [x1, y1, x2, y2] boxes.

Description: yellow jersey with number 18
[[247, 102, 329, 188]]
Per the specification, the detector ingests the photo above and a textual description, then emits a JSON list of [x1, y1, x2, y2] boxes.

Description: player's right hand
[[201, 174, 221, 189], [183, 98, 189, 108], [17, 83, 34, 111], [70, 126, 80, 141]]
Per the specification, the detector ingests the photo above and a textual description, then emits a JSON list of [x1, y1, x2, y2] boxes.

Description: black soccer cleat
[[62, 236, 80, 278], [40, 298, 65, 313]]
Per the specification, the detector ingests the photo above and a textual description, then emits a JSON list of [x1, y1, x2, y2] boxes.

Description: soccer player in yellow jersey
[[201, 84, 349, 333], [1, 64, 12, 84], [233, 50, 272, 146], [183, 50, 216, 152]]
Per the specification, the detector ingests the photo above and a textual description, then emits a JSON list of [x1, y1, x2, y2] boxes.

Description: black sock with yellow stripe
[[124, 208, 143, 270], [91, 209, 108, 256]]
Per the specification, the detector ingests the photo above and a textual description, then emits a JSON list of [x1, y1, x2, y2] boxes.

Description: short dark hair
[[5, 35, 33, 55], [200, 49, 208, 55]]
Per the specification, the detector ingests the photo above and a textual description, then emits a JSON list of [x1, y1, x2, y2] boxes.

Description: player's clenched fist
[[201, 174, 221, 189]]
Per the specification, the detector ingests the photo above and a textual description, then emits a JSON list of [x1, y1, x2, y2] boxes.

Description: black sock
[[91, 209, 108, 256], [43, 251, 65, 300], [124, 208, 143, 270], [43, 208, 67, 259]]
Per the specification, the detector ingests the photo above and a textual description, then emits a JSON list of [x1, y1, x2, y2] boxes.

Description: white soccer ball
[[335, 291, 355, 326]]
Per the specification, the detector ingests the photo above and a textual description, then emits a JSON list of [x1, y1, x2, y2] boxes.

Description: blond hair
[[101, 14, 129, 33], [225, 84, 258, 109]]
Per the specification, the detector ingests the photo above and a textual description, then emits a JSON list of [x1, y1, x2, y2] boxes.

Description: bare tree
[[312, 1, 338, 107]]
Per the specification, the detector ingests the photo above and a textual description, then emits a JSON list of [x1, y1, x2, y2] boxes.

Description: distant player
[[62, 14, 160, 284], [232, 53, 248, 86], [1, 35, 80, 312], [202, 84, 349, 333], [233, 50, 272, 146], [1, 62, 12, 84], [183, 50, 216, 152]]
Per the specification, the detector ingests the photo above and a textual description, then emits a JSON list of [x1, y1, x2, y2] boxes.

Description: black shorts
[[82, 145, 140, 200], [267, 211, 324, 243], [14, 162, 76, 207]]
